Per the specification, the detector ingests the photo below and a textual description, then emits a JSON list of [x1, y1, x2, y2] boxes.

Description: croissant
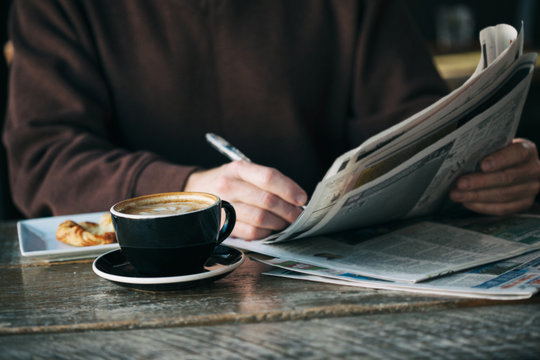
[[56, 213, 116, 246]]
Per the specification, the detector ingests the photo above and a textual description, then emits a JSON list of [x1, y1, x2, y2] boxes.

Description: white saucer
[[92, 245, 245, 291]]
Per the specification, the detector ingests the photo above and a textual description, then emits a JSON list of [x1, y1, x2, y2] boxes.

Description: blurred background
[[0, 0, 539, 219], [407, 0, 540, 52], [1, 0, 15, 220]]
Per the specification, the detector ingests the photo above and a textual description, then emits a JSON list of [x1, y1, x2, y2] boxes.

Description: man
[[4, 0, 540, 240]]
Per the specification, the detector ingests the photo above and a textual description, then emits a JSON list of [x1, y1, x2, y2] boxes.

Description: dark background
[[407, 0, 540, 51], [0, 1, 539, 219], [1, 0, 17, 219]]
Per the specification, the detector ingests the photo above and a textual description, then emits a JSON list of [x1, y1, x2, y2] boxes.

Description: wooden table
[[1, 220, 539, 359]]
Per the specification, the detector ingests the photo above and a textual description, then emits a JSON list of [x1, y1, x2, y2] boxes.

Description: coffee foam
[[114, 193, 217, 217], [123, 200, 208, 216]]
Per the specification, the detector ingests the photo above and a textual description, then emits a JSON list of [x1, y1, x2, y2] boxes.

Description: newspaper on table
[[225, 214, 540, 284], [258, 249, 540, 300], [263, 23, 537, 243]]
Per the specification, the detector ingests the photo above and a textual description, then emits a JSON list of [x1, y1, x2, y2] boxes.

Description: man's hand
[[184, 161, 307, 240], [450, 138, 540, 215]]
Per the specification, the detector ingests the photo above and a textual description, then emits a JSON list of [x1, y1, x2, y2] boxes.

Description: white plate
[[17, 212, 119, 261]]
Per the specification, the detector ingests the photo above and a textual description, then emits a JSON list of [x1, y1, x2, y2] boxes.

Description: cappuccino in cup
[[110, 192, 236, 276]]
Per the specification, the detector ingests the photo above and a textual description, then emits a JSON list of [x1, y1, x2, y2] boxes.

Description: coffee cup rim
[[110, 191, 220, 219]]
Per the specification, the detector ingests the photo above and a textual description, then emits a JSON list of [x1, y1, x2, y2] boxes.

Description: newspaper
[[258, 250, 540, 300], [225, 214, 540, 284], [263, 24, 537, 243]]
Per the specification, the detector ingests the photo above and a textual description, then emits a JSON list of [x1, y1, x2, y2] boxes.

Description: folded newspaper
[[224, 24, 540, 299], [259, 249, 540, 300], [262, 23, 537, 243], [227, 213, 540, 299]]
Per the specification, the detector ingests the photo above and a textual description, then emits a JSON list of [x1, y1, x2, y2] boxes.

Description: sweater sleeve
[[3, 0, 196, 217]]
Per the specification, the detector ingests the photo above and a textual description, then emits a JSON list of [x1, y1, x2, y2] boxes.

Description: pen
[[205, 133, 251, 162], [206, 132, 307, 209]]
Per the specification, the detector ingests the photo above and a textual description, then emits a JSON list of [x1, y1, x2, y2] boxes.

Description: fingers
[[230, 221, 274, 241], [479, 139, 539, 173], [211, 161, 304, 222], [456, 140, 540, 191], [455, 161, 540, 191], [233, 161, 308, 206], [184, 160, 307, 240], [231, 201, 292, 240], [233, 202, 290, 231], [461, 196, 536, 216], [222, 175, 304, 240], [450, 181, 540, 204], [450, 138, 540, 216], [450, 181, 539, 216], [213, 171, 303, 224]]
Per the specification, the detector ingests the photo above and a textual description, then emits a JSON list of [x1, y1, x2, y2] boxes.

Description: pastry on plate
[[56, 213, 116, 246]]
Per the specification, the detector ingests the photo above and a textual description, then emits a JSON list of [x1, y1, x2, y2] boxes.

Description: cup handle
[[217, 200, 236, 244]]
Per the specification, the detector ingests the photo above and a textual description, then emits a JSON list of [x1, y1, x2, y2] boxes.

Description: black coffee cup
[[110, 192, 236, 276]]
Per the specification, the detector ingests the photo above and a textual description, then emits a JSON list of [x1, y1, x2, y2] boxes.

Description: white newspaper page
[[225, 214, 540, 283], [297, 54, 536, 239], [259, 249, 540, 300], [469, 24, 521, 79], [264, 24, 534, 243]]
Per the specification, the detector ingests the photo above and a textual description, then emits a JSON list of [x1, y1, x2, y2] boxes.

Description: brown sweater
[[4, 0, 447, 218]]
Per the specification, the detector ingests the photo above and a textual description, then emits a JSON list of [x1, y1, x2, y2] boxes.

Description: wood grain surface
[[1, 303, 538, 359], [1, 221, 539, 359]]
